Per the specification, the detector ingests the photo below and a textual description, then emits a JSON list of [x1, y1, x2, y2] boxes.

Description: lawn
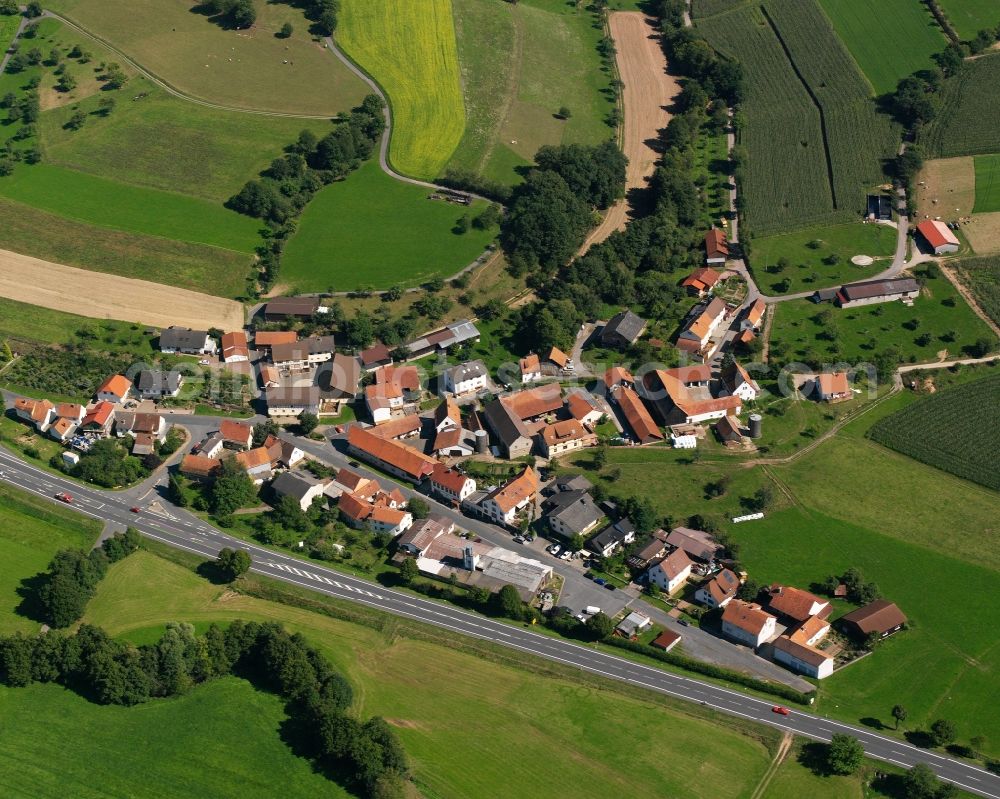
[[767, 268, 997, 368], [868, 371, 1000, 491], [79, 549, 781, 799], [923, 52, 1000, 158], [750, 222, 897, 295], [951, 254, 1000, 325], [0, 164, 260, 253], [447, 0, 616, 185], [973, 153, 1000, 213], [0, 679, 346, 799], [45, 0, 368, 116], [936, 0, 1000, 40], [0, 483, 100, 635], [0, 297, 149, 349], [732, 507, 1000, 758], [338, 0, 465, 179], [817, 0, 945, 95], [765, 742, 866, 798], [0, 196, 253, 297], [280, 160, 497, 292], [0, 13, 18, 51]]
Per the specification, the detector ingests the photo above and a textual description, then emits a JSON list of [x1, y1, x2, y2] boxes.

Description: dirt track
[[579, 12, 678, 255], [0, 248, 245, 331]]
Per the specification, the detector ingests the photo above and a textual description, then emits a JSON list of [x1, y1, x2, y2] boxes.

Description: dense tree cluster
[[0, 620, 407, 796], [200, 0, 257, 28], [71, 437, 151, 487], [210, 458, 259, 519], [825, 734, 865, 775], [228, 95, 384, 291], [819, 567, 880, 605], [34, 528, 141, 628]]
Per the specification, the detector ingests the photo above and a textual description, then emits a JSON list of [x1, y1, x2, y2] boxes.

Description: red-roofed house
[[478, 466, 538, 526], [812, 372, 851, 403], [80, 401, 116, 437], [96, 375, 132, 404], [766, 585, 829, 623], [704, 228, 729, 264], [221, 331, 250, 363], [220, 419, 253, 450], [614, 386, 663, 444], [520, 353, 542, 383], [647, 548, 693, 594], [180, 453, 222, 481], [14, 397, 56, 432], [430, 465, 477, 503], [721, 600, 777, 649], [537, 419, 597, 457], [681, 267, 723, 297], [347, 426, 438, 482], [566, 392, 602, 428]]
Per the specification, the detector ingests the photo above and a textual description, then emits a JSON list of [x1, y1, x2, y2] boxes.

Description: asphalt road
[[0, 447, 997, 798]]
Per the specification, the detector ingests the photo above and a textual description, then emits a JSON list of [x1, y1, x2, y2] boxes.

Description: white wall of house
[[648, 562, 691, 594], [722, 617, 775, 649]]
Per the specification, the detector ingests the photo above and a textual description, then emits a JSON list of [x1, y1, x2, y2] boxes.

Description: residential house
[[483, 385, 562, 458], [48, 416, 78, 443], [681, 266, 722, 296], [221, 331, 250, 363], [543, 490, 604, 541], [675, 297, 728, 360], [54, 403, 85, 425], [271, 335, 336, 371], [601, 309, 647, 349], [314, 352, 361, 411], [338, 492, 374, 528], [547, 346, 570, 371], [586, 517, 636, 558], [839, 599, 907, 640], [519, 353, 542, 383], [722, 362, 761, 402], [811, 372, 851, 403], [396, 516, 453, 556], [704, 227, 728, 264], [96, 374, 133, 405], [259, 365, 281, 389], [159, 327, 217, 356], [604, 366, 634, 392], [441, 360, 489, 396], [197, 433, 224, 459], [79, 401, 116, 437], [262, 434, 305, 469], [265, 386, 320, 417], [835, 278, 921, 309], [788, 614, 831, 648], [327, 467, 379, 501], [613, 386, 663, 444], [721, 600, 777, 649], [180, 453, 222, 481], [262, 297, 319, 322], [695, 568, 740, 609], [429, 464, 477, 503], [549, 473, 593, 494], [115, 412, 167, 442], [643, 366, 741, 425], [135, 369, 183, 399], [406, 319, 480, 358], [374, 364, 421, 402], [235, 447, 273, 484], [434, 397, 461, 433], [271, 470, 328, 512], [432, 426, 477, 458], [714, 414, 744, 445], [647, 547, 693, 594], [477, 466, 538, 526], [772, 636, 835, 679], [741, 299, 766, 334], [665, 527, 721, 562], [359, 342, 393, 370], [915, 220, 959, 255], [537, 419, 597, 458], [365, 383, 400, 424], [625, 531, 669, 569], [368, 505, 413, 535], [565, 391, 603, 428], [219, 419, 253, 450], [254, 331, 298, 352], [14, 397, 56, 432], [346, 425, 438, 483], [615, 611, 652, 639], [766, 585, 830, 623]]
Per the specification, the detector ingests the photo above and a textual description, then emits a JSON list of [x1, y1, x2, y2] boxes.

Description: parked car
[[513, 535, 525, 544], [524, 534, 535, 542], [560, 551, 572, 561], [593, 578, 606, 586], [548, 544, 561, 555], [771, 706, 790, 716], [55, 492, 72, 503], [605, 583, 616, 591], [678, 619, 689, 627]]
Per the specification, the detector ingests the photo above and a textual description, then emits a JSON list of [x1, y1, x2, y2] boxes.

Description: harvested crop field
[[964, 211, 1000, 254], [580, 12, 677, 253], [914, 156, 975, 218], [0, 249, 245, 331]]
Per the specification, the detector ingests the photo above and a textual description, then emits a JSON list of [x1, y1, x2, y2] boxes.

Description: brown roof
[[772, 636, 832, 668], [682, 297, 728, 343], [767, 585, 828, 622], [666, 527, 720, 561], [540, 418, 591, 447], [434, 397, 461, 429], [616, 387, 662, 443], [722, 600, 774, 636], [745, 299, 765, 327], [681, 267, 722, 290], [432, 427, 463, 451], [334, 467, 378, 498], [371, 414, 422, 439], [504, 385, 563, 419], [180, 454, 222, 478], [360, 342, 392, 366], [520, 353, 541, 375], [338, 492, 372, 522], [376, 364, 420, 392], [347, 426, 438, 480], [484, 466, 539, 514], [723, 362, 759, 393], [55, 402, 84, 419], [221, 331, 249, 359], [220, 419, 252, 444], [431, 464, 471, 494], [254, 331, 298, 348], [715, 414, 743, 441], [260, 365, 280, 387], [547, 347, 568, 368], [129, 413, 163, 435], [649, 369, 741, 419], [840, 600, 907, 635], [15, 397, 55, 423], [705, 227, 728, 259], [651, 629, 682, 650], [97, 374, 132, 398], [651, 548, 692, 581], [566, 392, 600, 422], [235, 446, 272, 470], [789, 614, 830, 645], [604, 366, 634, 389], [818, 372, 850, 396], [703, 569, 740, 604]]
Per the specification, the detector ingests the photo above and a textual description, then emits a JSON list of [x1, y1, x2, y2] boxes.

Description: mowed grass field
[[750, 222, 896, 294], [0, 163, 259, 253], [281, 161, 496, 292], [447, 0, 616, 184], [72, 549, 781, 799], [698, 0, 899, 234], [817, 0, 945, 95], [338, 0, 465, 179], [0, 484, 100, 635], [952, 254, 1000, 325], [937, 0, 1000, 40], [45, 0, 368, 115], [767, 268, 996, 366], [869, 371, 1000, 490], [0, 296, 148, 348], [923, 52, 1000, 157], [973, 154, 1000, 213]]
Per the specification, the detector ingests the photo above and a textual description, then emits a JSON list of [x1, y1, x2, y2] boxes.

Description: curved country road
[[0, 445, 997, 798]]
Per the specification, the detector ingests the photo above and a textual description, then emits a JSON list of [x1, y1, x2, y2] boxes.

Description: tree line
[[227, 95, 385, 294], [199, 0, 340, 37], [0, 619, 409, 797]]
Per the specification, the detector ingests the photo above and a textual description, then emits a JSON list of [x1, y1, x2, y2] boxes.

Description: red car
[[130, 506, 141, 513], [771, 706, 790, 716], [55, 492, 73, 504]]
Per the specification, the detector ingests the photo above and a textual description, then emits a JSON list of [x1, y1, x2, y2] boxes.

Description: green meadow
[[973, 153, 1000, 213]]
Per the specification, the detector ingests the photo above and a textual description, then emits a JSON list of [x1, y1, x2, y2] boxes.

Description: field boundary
[[940, 261, 1000, 337]]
